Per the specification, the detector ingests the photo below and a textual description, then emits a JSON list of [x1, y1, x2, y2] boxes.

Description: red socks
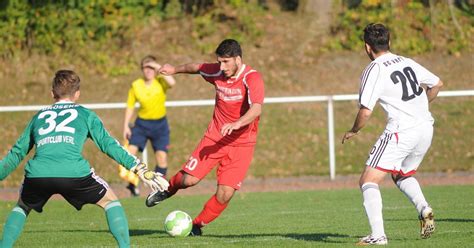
[[168, 172, 229, 227], [167, 171, 185, 196], [193, 195, 228, 227]]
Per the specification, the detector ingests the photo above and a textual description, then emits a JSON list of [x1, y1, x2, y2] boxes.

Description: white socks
[[361, 182, 385, 238], [396, 176, 429, 214]]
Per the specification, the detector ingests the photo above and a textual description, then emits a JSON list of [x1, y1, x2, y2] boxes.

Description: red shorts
[[181, 136, 255, 190]]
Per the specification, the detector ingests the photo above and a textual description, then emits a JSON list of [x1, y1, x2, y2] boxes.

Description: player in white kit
[[342, 23, 444, 245]]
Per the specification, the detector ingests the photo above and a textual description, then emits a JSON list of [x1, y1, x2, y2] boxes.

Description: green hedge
[[1, 1, 472, 64], [326, 0, 473, 55], [0, 0, 170, 56], [0, 0, 265, 76]]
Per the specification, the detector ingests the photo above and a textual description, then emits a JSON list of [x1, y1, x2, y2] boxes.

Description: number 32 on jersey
[[38, 109, 78, 135]]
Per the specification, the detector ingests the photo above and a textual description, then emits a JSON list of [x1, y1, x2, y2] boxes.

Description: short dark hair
[[363, 23, 390, 53], [52, 70, 80, 100], [215, 39, 242, 58]]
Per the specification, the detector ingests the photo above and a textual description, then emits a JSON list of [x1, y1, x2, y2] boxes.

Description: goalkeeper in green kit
[[0, 70, 169, 248]]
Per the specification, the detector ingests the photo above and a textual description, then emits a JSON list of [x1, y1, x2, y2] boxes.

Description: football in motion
[[164, 210, 193, 237]]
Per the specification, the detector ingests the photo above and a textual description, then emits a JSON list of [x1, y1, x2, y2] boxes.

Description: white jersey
[[359, 53, 440, 132]]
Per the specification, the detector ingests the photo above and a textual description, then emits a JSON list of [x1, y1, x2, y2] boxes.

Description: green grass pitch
[[0, 185, 472, 247]]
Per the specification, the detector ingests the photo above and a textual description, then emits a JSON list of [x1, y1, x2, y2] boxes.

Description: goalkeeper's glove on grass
[[131, 163, 169, 192]]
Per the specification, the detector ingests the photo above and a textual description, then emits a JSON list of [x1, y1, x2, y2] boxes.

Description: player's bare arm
[[123, 108, 134, 140], [342, 106, 372, 144], [159, 63, 201, 75], [221, 103, 262, 136], [144, 61, 161, 70], [163, 75, 176, 88], [425, 80, 443, 102], [146, 61, 177, 88]]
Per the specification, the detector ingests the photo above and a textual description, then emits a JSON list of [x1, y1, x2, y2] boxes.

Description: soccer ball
[[164, 210, 193, 237]]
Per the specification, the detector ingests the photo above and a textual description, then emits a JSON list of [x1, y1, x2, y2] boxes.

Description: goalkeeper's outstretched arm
[[0, 119, 35, 180]]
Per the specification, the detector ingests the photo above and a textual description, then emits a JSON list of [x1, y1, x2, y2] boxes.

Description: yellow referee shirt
[[126, 77, 170, 120]]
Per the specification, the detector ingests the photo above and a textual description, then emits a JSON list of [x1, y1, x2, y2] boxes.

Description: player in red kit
[[146, 39, 264, 236]]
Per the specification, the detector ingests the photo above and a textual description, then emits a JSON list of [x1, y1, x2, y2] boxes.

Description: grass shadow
[[25, 229, 166, 236], [130, 229, 166, 236], [34, 229, 355, 243], [285, 233, 350, 243], [24, 229, 109, 234], [437, 218, 474, 223], [387, 217, 474, 223], [205, 232, 351, 243]]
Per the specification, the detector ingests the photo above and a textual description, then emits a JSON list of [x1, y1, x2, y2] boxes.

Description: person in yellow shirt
[[121, 55, 176, 196]]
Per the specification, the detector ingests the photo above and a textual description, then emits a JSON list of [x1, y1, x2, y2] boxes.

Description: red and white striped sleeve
[[243, 71, 264, 105], [198, 63, 222, 83]]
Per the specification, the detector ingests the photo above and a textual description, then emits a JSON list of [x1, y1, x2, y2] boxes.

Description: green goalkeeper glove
[[131, 163, 169, 192]]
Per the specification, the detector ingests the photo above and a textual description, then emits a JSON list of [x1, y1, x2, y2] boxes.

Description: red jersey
[[198, 63, 264, 146]]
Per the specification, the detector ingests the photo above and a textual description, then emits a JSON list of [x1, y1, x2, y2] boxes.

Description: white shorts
[[365, 122, 433, 176]]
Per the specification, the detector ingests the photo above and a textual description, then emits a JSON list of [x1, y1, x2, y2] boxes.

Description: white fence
[[1, 90, 473, 180]]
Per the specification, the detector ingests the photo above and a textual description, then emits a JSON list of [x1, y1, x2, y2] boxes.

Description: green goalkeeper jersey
[[0, 101, 139, 179]]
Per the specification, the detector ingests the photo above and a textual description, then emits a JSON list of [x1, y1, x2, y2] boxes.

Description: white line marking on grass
[[131, 217, 162, 222]]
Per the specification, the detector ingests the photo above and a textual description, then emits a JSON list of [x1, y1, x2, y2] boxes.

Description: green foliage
[[0, 1, 165, 57], [0, 0, 170, 76], [229, 3, 264, 43], [0, 0, 265, 75], [327, 0, 473, 55], [161, 0, 183, 19], [189, 2, 265, 54]]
